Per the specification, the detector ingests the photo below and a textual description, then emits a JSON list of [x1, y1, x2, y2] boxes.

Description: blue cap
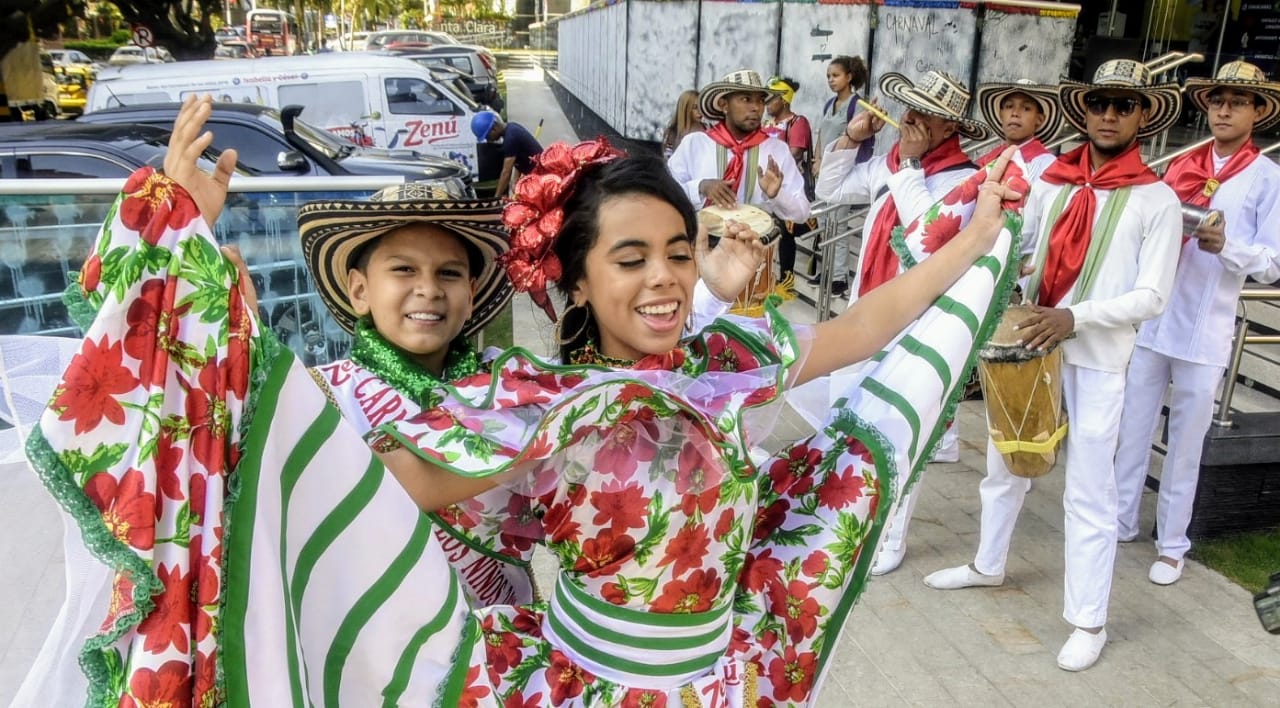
[[470, 111, 499, 142]]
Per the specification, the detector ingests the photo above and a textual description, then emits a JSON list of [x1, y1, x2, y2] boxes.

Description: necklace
[[348, 317, 480, 406], [569, 340, 690, 372]]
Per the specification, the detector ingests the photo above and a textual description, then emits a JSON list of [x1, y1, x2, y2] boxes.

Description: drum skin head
[[697, 204, 779, 246]]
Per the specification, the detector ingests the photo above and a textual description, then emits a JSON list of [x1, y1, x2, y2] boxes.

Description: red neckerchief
[[1036, 143, 1159, 307], [1163, 140, 1259, 238], [860, 135, 972, 296], [704, 121, 771, 202], [977, 138, 1053, 167]]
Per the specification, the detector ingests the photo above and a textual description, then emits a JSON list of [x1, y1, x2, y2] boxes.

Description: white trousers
[[878, 422, 958, 553], [1114, 346, 1224, 561], [973, 363, 1125, 628]]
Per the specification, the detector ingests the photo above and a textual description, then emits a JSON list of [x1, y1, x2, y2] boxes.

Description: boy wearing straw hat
[[1115, 61, 1280, 586], [974, 78, 1063, 182], [924, 59, 1184, 672], [668, 70, 812, 225]]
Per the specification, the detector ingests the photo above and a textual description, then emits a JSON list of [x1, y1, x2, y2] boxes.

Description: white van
[[85, 54, 483, 175]]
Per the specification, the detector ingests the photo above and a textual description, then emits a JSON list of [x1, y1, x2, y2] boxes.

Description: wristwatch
[[900, 156, 923, 171]]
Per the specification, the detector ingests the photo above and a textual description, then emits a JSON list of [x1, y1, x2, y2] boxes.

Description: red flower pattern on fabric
[[545, 649, 593, 703], [52, 335, 139, 435], [589, 483, 651, 532], [739, 548, 785, 594], [121, 659, 193, 708], [658, 523, 711, 577], [767, 444, 821, 495], [770, 579, 822, 643], [652, 568, 722, 614], [593, 408, 660, 482], [119, 168, 200, 246], [753, 498, 791, 542], [920, 211, 963, 255], [84, 468, 156, 551], [458, 664, 493, 707], [818, 465, 867, 511], [182, 360, 230, 474], [573, 528, 636, 577], [766, 646, 818, 702], [80, 253, 103, 293], [621, 688, 669, 708], [136, 563, 193, 654]]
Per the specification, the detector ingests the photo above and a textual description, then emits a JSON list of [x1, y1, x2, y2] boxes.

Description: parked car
[[215, 41, 255, 60], [45, 48, 101, 71], [108, 45, 175, 66], [87, 54, 487, 174], [50, 64, 93, 114], [216, 26, 247, 43], [77, 102, 474, 190], [339, 31, 372, 51], [0, 122, 230, 178], [364, 30, 449, 51], [383, 44, 503, 108]]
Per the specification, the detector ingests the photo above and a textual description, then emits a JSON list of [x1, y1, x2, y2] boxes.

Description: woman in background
[[662, 89, 704, 158]]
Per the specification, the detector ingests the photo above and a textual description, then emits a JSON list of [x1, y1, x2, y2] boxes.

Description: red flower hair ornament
[[502, 138, 623, 322]]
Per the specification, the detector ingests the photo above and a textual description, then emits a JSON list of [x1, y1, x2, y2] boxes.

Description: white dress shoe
[[1057, 628, 1107, 671], [1148, 558, 1184, 585], [870, 546, 906, 576], [923, 564, 1004, 590]]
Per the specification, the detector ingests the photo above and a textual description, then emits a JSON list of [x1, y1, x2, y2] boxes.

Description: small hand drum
[[697, 204, 783, 315], [977, 304, 1068, 478]]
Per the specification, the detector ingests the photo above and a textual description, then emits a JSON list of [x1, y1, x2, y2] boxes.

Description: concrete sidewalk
[[2, 65, 1277, 708]]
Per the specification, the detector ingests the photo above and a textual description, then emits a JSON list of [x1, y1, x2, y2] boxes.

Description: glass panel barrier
[[0, 176, 402, 367]]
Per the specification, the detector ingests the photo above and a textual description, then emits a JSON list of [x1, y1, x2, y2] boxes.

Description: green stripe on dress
[[544, 606, 725, 678], [323, 511, 435, 705], [290, 455, 384, 618], [560, 573, 733, 628], [553, 580, 728, 650], [278, 404, 342, 699], [974, 255, 1002, 281], [900, 336, 952, 393], [933, 295, 980, 336], [860, 377, 923, 461], [381, 574, 462, 706], [221, 348, 296, 706]]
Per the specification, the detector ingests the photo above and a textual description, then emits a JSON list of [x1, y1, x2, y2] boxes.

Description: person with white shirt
[[922, 60, 1184, 673], [668, 69, 811, 226], [1114, 61, 1280, 587], [974, 79, 1063, 182], [815, 70, 989, 576], [868, 78, 1067, 579]]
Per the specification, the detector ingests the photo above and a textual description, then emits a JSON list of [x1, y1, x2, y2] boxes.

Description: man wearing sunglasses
[[923, 60, 1183, 673], [1115, 62, 1280, 588]]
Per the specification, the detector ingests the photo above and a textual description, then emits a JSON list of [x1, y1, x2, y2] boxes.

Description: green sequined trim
[[24, 427, 162, 708], [348, 317, 480, 408]]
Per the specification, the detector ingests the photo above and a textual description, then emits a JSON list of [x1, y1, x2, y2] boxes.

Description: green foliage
[[64, 39, 124, 61], [110, 28, 131, 44], [1192, 529, 1280, 594]]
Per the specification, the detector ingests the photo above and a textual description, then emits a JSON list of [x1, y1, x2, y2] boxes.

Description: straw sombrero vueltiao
[[1059, 59, 1183, 140], [699, 70, 783, 122], [298, 182, 512, 339], [1183, 60, 1280, 132], [877, 70, 991, 141], [975, 79, 1064, 143]]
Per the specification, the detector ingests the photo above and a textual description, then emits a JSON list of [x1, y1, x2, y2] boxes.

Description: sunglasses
[[1084, 95, 1142, 117]]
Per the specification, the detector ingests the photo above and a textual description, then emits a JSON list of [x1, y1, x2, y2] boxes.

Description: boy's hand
[[696, 221, 766, 302], [164, 95, 238, 228]]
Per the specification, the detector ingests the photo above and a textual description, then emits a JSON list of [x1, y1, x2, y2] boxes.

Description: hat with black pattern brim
[[298, 182, 512, 339]]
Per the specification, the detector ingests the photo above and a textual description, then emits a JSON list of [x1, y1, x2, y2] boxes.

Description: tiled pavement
[[3, 63, 1278, 707]]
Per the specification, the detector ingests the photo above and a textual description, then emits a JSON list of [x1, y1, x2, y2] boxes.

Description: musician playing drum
[[922, 60, 1183, 673], [668, 69, 811, 313], [1115, 61, 1280, 587]]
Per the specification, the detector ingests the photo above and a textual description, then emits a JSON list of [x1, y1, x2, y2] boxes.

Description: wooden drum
[[697, 204, 783, 317], [977, 304, 1068, 478]]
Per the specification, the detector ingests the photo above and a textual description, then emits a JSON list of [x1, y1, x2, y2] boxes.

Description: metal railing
[[1214, 288, 1280, 427]]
